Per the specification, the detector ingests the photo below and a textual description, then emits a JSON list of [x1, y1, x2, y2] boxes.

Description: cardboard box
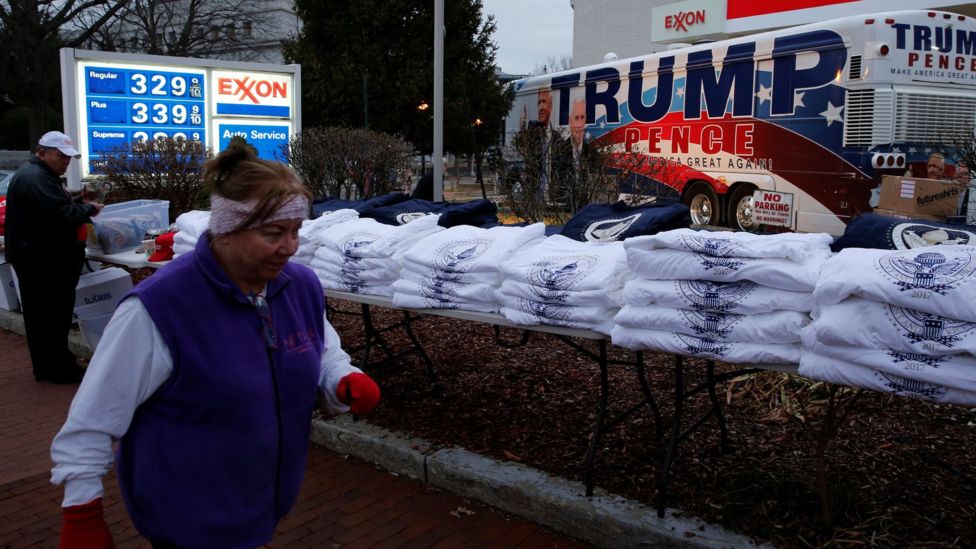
[[872, 207, 945, 223], [878, 176, 966, 217], [74, 267, 132, 317], [0, 262, 19, 311]]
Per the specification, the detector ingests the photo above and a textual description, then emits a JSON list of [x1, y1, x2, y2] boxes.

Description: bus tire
[[728, 184, 763, 232], [683, 182, 720, 227]]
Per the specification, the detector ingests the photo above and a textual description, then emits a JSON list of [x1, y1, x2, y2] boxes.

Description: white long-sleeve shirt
[[50, 297, 360, 507]]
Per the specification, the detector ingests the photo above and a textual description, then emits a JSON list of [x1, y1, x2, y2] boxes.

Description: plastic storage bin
[[75, 302, 115, 351], [91, 199, 170, 254]]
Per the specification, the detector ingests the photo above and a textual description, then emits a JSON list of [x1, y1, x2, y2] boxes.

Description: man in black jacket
[[6, 131, 103, 383]]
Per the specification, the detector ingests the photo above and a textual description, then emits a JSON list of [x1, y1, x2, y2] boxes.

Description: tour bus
[[504, 10, 976, 235]]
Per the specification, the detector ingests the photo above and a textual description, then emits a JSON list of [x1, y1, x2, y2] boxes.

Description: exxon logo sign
[[664, 9, 705, 33], [212, 70, 292, 117], [217, 76, 287, 104]]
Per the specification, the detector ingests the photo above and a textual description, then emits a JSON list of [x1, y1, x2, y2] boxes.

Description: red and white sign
[[725, 0, 954, 33], [665, 10, 706, 32], [727, 0, 858, 20], [211, 70, 292, 117], [651, 0, 725, 42], [751, 190, 795, 227]]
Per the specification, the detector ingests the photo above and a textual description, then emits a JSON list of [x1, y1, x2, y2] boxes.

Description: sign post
[[60, 48, 301, 190]]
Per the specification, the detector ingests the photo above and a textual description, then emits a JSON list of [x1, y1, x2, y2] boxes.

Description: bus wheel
[[683, 182, 720, 227], [728, 184, 762, 232]]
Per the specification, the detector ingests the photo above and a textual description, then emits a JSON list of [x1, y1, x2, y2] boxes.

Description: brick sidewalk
[[0, 328, 590, 548]]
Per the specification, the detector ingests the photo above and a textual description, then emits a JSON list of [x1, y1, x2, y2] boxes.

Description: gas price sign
[[81, 64, 207, 174], [61, 49, 300, 187]]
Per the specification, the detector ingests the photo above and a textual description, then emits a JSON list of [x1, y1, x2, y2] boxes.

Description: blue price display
[[84, 65, 207, 161]]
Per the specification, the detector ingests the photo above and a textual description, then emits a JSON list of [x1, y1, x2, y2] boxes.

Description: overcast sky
[[480, 0, 574, 76]]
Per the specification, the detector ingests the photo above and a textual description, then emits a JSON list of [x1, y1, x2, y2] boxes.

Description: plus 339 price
[[130, 102, 202, 126]]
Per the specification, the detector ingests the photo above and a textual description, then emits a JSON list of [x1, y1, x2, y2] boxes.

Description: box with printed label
[[871, 207, 945, 223], [74, 267, 132, 316], [878, 175, 967, 217], [0, 262, 19, 311]]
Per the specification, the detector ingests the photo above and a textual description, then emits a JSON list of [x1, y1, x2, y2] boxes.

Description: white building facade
[[571, 0, 976, 67]]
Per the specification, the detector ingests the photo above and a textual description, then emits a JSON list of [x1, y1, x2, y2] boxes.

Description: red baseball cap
[[148, 231, 176, 262]]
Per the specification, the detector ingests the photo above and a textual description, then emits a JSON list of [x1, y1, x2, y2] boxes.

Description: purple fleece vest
[[119, 233, 325, 547]]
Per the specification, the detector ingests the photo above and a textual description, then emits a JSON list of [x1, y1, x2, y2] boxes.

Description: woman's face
[[217, 218, 302, 291]]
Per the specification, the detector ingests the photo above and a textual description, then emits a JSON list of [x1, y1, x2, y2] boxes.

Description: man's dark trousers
[[12, 253, 84, 381]]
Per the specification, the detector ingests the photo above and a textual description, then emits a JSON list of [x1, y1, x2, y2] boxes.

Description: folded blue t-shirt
[[831, 213, 976, 251], [560, 200, 690, 242]]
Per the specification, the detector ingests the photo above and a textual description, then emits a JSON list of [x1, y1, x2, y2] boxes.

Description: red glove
[[60, 498, 114, 549], [337, 373, 381, 414]]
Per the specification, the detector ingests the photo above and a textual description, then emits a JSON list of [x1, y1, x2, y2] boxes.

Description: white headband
[[209, 194, 309, 235]]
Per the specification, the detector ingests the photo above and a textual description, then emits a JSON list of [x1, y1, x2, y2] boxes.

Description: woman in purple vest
[[50, 144, 381, 548]]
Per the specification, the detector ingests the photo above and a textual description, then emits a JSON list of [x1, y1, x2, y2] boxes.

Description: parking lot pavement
[[0, 327, 590, 548]]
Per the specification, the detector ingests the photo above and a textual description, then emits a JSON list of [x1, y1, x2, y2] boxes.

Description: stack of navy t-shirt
[[311, 192, 410, 217], [361, 198, 498, 228], [831, 212, 976, 251], [559, 200, 690, 243]]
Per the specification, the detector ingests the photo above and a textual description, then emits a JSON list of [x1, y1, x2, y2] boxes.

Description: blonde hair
[[203, 144, 310, 232]]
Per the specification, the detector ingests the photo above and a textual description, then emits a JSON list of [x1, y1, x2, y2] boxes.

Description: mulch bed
[[325, 299, 976, 548]]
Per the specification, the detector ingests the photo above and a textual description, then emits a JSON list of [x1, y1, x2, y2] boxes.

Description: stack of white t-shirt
[[291, 209, 360, 266], [800, 246, 976, 405], [610, 229, 833, 364], [495, 235, 627, 334], [393, 223, 546, 312], [171, 210, 211, 257], [312, 215, 443, 296]]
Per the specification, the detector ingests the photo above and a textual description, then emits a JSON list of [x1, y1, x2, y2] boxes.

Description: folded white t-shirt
[[498, 297, 616, 324], [627, 247, 828, 292], [610, 325, 800, 364], [501, 235, 629, 292], [299, 209, 359, 245], [316, 273, 394, 297], [621, 278, 815, 313], [499, 306, 616, 335], [393, 279, 498, 305], [814, 246, 976, 321], [497, 279, 623, 308], [401, 262, 502, 287], [805, 296, 976, 357], [314, 246, 397, 272], [624, 228, 833, 261], [799, 342, 976, 404], [615, 305, 808, 344], [174, 210, 211, 238], [311, 258, 400, 283], [401, 223, 546, 274], [393, 288, 498, 313]]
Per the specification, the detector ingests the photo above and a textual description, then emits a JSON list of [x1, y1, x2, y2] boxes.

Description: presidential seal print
[[582, 213, 643, 242], [679, 310, 744, 338], [890, 223, 976, 250], [337, 232, 380, 293], [874, 370, 947, 399], [877, 250, 976, 295], [678, 280, 758, 312], [432, 238, 492, 272], [887, 305, 976, 350], [681, 235, 748, 272], [673, 333, 732, 358]]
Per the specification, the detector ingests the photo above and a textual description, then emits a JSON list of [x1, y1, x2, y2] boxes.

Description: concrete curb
[[311, 415, 767, 549], [0, 307, 763, 548]]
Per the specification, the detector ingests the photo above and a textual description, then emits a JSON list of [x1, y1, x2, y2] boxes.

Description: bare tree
[[0, 0, 130, 145], [81, 0, 291, 62], [283, 127, 414, 200], [531, 55, 573, 75]]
